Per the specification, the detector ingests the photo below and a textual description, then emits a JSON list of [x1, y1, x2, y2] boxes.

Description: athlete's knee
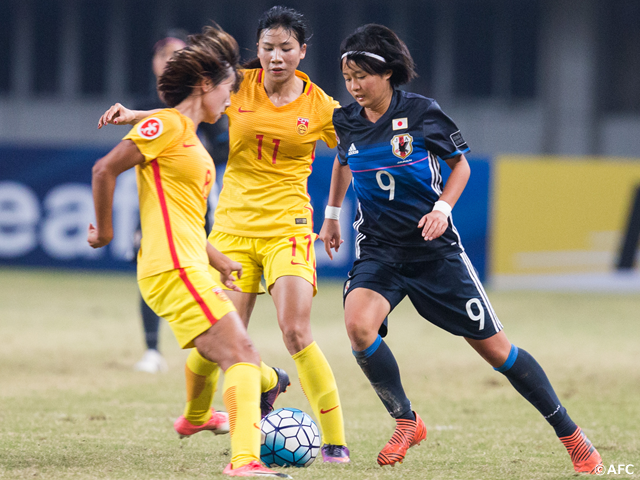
[[222, 337, 260, 367], [280, 321, 312, 354], [233, 342, 261, 366], [345, 316, 377, 350], [194, 324, 260, 369]]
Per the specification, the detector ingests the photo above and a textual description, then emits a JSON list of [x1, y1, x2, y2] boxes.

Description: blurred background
[[1, 0, 640, 289]]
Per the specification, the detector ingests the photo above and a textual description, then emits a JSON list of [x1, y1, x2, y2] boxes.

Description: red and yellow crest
[[390, 133, 413, 159], [212, 286, 230, 302], [296, 117, 309, 135]]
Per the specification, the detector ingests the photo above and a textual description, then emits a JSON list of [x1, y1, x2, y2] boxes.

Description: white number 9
[[376, 170, 395, 201], [466, 298, 485, 330]]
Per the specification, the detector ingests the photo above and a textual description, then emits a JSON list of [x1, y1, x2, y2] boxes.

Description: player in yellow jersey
[[90, 25, 291, 479], [213, 8, 350, 462], [98, 7, 350, 464]]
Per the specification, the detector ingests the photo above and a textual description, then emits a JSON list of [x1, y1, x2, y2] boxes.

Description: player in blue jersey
[[319, 24, 603, 474]]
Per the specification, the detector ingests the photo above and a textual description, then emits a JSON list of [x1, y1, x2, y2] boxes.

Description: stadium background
[[1, 0, 640, 287]]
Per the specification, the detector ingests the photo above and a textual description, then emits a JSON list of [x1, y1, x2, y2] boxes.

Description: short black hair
[[340, 24, 417, 88], [256, 5, 311, 46]]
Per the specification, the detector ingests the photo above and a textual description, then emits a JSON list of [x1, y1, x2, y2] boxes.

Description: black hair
[[158, 24, 242, 107], [340, 24, 417, 88], [243, 5, 310, 69], [256, 5, 310, 45]]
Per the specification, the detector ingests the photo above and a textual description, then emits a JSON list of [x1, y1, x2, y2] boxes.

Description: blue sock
[[353, 335, 414, 420], [141, 297, 160, 351], [496, 345, 577, 438]]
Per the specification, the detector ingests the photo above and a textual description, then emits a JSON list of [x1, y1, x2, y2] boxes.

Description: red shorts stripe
[[179, 268, 218, 325]]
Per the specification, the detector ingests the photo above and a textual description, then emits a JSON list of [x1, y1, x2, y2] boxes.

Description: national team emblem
[[390, 133, 413, 159], [296, 117, 309, 135], [137, 117, 163, 139]]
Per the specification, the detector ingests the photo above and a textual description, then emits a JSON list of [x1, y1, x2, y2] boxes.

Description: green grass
[[0, 268, 638, 479]]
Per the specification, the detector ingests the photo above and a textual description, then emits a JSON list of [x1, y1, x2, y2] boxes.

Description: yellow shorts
[[138, 266, 236, 349], [208, 231, 318, 296]]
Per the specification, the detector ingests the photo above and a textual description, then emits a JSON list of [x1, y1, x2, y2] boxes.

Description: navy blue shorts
[[343, 252, 503, 340]]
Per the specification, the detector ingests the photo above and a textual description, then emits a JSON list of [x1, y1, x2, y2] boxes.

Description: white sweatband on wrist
[[432, 200, 452, 217], [325, 205, 341, 220]]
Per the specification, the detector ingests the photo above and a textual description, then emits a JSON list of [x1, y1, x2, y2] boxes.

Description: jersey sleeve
[[318, 95, 341, 149], [422, 101, 470, 160], [123, 110, 182, 162]]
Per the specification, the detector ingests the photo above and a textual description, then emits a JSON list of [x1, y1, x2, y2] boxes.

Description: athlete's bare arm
[[97, 103, 161, 129], [318, 156, 352, 260], [88, 140, 145, 248], [206, 242, 243, 292], [417, 153, 471, 241]]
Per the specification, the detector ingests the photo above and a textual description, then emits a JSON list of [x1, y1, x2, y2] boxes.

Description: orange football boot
[[377, 411, 427, 466], [559, 426, 603, 474]]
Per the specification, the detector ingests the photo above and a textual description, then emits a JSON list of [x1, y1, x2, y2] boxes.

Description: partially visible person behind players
[[98, 6, 350, 464], [319, 24, 603, 474], [131, 31, 187, 375], [90, 24, 290, 478]]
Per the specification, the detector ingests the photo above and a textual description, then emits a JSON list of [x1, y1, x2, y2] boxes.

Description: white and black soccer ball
[[260, 407, 321, 467]]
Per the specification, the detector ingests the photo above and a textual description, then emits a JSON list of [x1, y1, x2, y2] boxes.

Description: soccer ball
[[260, 408, 321, 467]]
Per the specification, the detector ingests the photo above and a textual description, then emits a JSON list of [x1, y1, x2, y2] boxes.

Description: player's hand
[[87, 223, 112, 248], [319, 219, 343, 260], [417, 211, 448, 241], [217, 258, 243, 292], [97, 103, 137, 129]]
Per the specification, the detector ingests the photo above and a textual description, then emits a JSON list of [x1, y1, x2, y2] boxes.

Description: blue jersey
[[333, 90, 470, 263]]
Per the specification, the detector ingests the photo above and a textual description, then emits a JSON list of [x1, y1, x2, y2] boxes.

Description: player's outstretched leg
[[221, 363, 292, 479], [353, 335, 427, 466], [492, 343, 603, 474], [174, 348, 229, 437]]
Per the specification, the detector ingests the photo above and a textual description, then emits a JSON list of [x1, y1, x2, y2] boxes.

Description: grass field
[[0, 268, 639, 479]]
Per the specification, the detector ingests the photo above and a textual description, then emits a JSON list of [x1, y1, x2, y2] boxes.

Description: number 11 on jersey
[[256, 135, 281, 164]]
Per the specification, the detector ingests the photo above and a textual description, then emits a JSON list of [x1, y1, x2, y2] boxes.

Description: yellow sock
[[223, 362, 261, 469], [293, 341, 346, 446], [183, 348, 220, 425], [260, 361, 278, 392]]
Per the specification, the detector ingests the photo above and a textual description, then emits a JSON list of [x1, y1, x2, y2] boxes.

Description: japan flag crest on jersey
[[138, 118, 163, 139], [390, 133, 413, 159]]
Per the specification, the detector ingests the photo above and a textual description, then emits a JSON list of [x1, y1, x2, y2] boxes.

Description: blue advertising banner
[[0, 147, 490, 280]]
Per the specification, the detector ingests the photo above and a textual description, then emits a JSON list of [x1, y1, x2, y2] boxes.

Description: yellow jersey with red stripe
[[124, 108, 215, 280], [212, 68, 339, 237]]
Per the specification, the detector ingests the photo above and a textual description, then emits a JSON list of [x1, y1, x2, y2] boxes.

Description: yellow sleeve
[[318, 96, 340, 150], [123, 110, 181, 162]]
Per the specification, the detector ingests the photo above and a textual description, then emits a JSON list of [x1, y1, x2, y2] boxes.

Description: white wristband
[[432, 200, 452, 217], [325, 205, 341, 220]]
